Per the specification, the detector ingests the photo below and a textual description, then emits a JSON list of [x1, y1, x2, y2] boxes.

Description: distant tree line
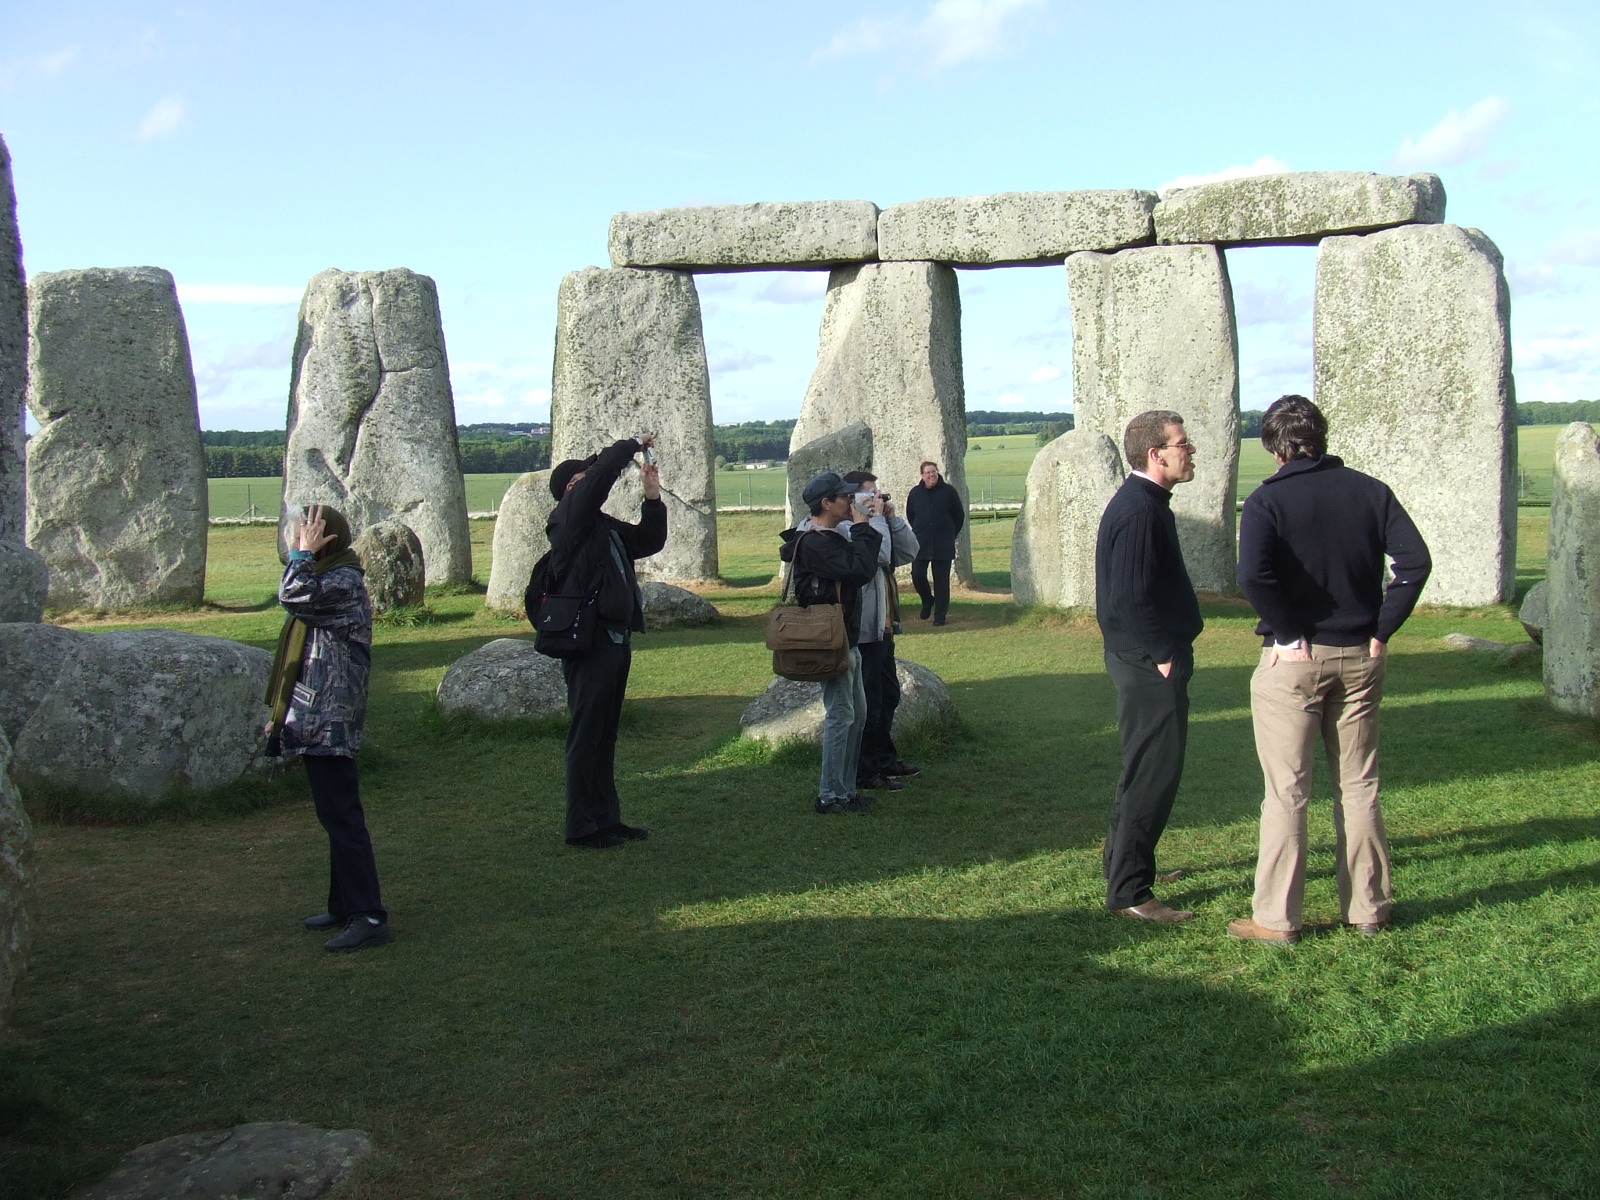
[[713, 419, 796, 463], [967, 410, 1075, 439], [201, 424, 552, 478], [1516, 401, 1600, 426]]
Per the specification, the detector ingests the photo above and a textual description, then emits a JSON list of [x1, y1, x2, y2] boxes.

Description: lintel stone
[[1154, 171, 1445, 247], [879, 190, 1156, 266], [609, 201, 879, 271]]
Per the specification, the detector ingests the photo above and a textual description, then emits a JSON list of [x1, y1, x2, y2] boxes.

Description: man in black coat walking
[[1095, 410, 1204, 924], [906, 460, 964, 626], [545, 435, 668, 849]]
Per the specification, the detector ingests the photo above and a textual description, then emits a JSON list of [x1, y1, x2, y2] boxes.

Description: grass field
[[4, 501, 1594, 1198], [208, 426, 1569, 521]]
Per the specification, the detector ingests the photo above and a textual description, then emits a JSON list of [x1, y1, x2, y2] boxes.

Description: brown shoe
[[1114, 898, 1195, 924], [1351, 920, 1391, 937], [1228, 917, 1300, 944]]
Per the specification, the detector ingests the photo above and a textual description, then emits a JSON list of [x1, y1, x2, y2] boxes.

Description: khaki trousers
[[1249, 644, 1392, 931]]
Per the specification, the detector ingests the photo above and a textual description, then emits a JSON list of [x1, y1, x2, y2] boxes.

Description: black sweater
[[906, 478, 965, 560], [1237, 455, 1430, 646], [1094, 475, 1203, 664]]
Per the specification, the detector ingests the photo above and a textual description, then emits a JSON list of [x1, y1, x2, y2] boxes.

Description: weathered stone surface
[[641, 581, 719, 629], [72, 1122, 372, 1200], [485, 470, 555, 613], [436, 638, 565, 722], [1011, 430, 1124, 608], [610, 201, 879, 271], [879, 190, 1156, 265], [0, 621, 86, 744], [1314, 224, 1515, 605], [25, 267, 208, 609], [0, 134, 25, 545], [1068, 244, 1240, 591], [283, 269, 472, 585], [1544, 424, 1600, 716], [552, 267, 716, 581], [1155, 171, 1445, 246], [10, 630, 271, 807], [1442, 632, 1539, 665], [791, 262, 971, 579], [0, 725, 33, 1032], [352, 518, 425, 614], [0, 539, 47, 623], [785, 422, 873, 529], [740, 658, 956, 744], [1521, 579, 1547, 644]]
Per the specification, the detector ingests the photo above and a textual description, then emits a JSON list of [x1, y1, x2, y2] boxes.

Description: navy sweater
[[1095, 475, 1203, 665], [1237, 455, 1431, 646]]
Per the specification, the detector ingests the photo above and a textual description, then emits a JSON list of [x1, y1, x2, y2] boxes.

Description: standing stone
[[283, 269, 472, 585], [352, 518, 425, 614], [1544, 424, 1600, 716], [0, 725, 34, 1033], [1314, 224, 1515, 605], [1520, 579, 1547, 645], [878, 190, 1156, 265], [1068, 245, 1240, 592], [785, 422, 873, 529], [485, 469, 555, 612], [551, 267, 716, 581], [791, 262, 971, 581], [609, 201, 879, 271], [0, 540, 46, 623], [1154, 172, 1445, 246], [1011, 430, 1124, 609], [26, 267, 208, 609], [0, 134, 26, 543]]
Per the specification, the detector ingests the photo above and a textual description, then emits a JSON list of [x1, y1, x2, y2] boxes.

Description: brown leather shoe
[[1228, 917, 1300, 944], [1351, 920, 1391, 937], [1114, 898, 1195, 923]]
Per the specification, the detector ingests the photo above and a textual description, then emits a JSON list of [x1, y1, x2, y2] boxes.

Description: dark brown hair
[[1260, 394, 1327, 461], [1122, 410, 1185, 471]]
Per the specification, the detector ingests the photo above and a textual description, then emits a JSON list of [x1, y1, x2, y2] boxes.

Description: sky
[[2, 0, 1597, 433]]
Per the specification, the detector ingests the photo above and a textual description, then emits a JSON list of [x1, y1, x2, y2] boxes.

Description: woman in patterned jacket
[[264, 504, 390, 953]]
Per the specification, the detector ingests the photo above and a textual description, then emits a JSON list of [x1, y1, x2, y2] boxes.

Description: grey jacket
[[278, 556, 373, 757], [799, 513, 919, 643]]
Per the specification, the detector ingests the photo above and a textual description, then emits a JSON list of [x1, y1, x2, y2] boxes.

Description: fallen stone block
[[353, 518, 425, 614], [879, 190, 1156, 265], [1155, 171, 1445, 246], [740, 658, 956, 744], [0, 621, 87, 744], [1520, 579, 1547, 645], [1442, 632, 1539, 664], [436, 638, 566, 722], [641, 581, 719, 629], [785, 422, 873, 530], [71, 1122, 371, 1200], [0, 540, 47, 623], [610, 200, 879, 270]]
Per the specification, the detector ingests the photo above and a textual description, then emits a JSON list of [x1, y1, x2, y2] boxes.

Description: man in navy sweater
[[1228, 395, 1431, 944], [1095, 410, 1204, 923]]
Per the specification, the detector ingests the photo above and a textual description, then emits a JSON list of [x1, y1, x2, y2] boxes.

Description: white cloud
[[1514, 330, 1600, 374], [1545, 229, 1600, 267], [708, 347, 774, 373], [136, 95, 185, 142], [1231, 279, 1313, 329], [1027, 364, 1062, 384], [1158, 156, 1290, 197], [0, 44, 80, 89], [757, 273, 828, 304], [1391, 96, 1510, 171], [178, 284, 303, 305], [813, 0, 1046, 73]]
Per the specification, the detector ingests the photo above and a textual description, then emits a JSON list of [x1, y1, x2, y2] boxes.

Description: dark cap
[[801, 471, 853, 507], [550, 455, 597, 500]]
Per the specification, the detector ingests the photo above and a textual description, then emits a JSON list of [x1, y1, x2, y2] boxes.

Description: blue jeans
[[819, 647, 867, 801]]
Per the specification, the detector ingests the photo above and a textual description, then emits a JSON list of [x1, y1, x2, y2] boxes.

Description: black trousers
[[856, 634, 901, 783], [304, 753, 386, 922], [912, 554, 952, 620], [1103, 645, 1193, 910], [562, 635, 632, 839]]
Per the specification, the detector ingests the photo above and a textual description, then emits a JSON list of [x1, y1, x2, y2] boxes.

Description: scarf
[[263, 548, 364, 749]]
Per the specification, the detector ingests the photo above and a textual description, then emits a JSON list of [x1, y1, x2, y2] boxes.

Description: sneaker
[[324, 916, 393, 953], [884, 761, 921, 777], [815, 795, 875, 815], [857, 775, 906, 791]]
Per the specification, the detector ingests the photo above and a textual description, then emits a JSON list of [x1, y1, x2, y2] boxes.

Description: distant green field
[[206, 425, 1567, 520]]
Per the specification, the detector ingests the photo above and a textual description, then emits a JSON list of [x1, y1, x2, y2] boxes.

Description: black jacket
[[906, 478, 964, 560], [1237, 455, 1431, 646], [1095, 475, 1203, 665], [545, 438, 668, 633], [778, 522, 883, 648]]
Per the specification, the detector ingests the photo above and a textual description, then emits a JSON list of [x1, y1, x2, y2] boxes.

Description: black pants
[[912, 554, 952, 621], [304, 753, 386, 922], [856, 634, 901, 783], [562, 635, 632, 839], [1103, 645, 1193, 910]]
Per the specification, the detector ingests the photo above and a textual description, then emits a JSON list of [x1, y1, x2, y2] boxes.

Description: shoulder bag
[[766, 534, 850, 681], [525, 548, 600, 659]]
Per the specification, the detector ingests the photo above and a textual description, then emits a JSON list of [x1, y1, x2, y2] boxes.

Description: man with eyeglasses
[[1228, 394, 1430, 945], [1094, 410, 1203, 924]]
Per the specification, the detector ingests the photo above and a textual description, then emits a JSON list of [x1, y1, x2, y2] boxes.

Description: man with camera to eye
[[840, 469, 921, 793], [779, 472, 883, 815]]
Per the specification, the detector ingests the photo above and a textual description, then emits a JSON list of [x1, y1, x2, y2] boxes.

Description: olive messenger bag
[[765, 533, 851, 682]]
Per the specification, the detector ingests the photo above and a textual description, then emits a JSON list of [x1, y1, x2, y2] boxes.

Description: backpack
[[525, 548, 600, 659]]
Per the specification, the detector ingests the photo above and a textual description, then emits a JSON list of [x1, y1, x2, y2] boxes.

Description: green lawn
[[4, 506, 1594, 1198]]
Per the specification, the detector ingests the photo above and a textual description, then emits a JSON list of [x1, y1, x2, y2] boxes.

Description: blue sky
[[2, 0, 1596, 432]]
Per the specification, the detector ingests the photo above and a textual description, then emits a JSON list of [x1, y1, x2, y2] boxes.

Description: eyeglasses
[[1161, 440, 1197, 452]]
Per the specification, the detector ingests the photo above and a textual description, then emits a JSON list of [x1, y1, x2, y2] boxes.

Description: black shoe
[[919, 602, 933, 620], [883, 761, 921, 777], [566, 831, 627, 848], [815, 795, 875, 814], [932, 616, 947, 626], [605, 823, 651, 840], [303, 912, 341, 932], [844, 794, 876, 813], [323, 916, 393, 953], [858, 775, 906, 791]]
